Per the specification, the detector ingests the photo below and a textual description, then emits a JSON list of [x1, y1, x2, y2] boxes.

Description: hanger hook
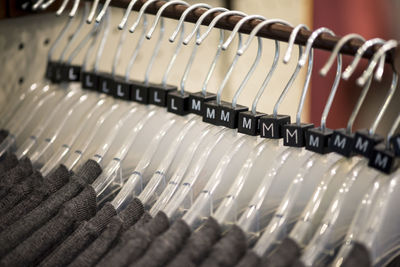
[[308, 27, 342, 131], [183, 7, 228, 45], [196, 10, 247, 46], [320, 33, 365, 76], [59, 3, 89, 62], [95, 0, 115, 23], [170, 3, 211, 43], [93, 9, 112, 74], [286, 24, 314, 125], [124, 11, 149, 81], [342, 38, 386, 80], [176, 4, 212, 95], [147, 1, 189, 39], [230, 16, 270, 109], [357, 40, 397, 86], [118, 0, 140, 29], [81, 17, 104, 71], [47, 12, 75, 61], [180, 8, 229, 96], [129, 0, 159, 34], [222, 15, 266, 50], [365, 40, 399, 135]]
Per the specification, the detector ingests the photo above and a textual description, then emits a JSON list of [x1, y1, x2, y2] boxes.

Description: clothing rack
[[92, 0, 400, 72]]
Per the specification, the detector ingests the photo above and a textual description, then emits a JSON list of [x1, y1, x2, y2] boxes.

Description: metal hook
[[69, 0, 81, 18], [194, 11, 247, 104], [170, 3, 211, 43], [59, 3, 89, 62], [81, 16, 104, 71], [118, 0, 140, 29], [124, 13, 148, 81], [387, 113, 400, 149], [196, 10, 247, 46], [47, 14, 74, 61], [222, 15, 266, 50], [40, 0, 57, 10], [129, 0, 159, 33], [357, 40, 397, 86], [95, 0, 114, 23], [183, 7, 228, 45], [86, 0, 100, 23], [365, 40, 399, 135], [320, 33, 365, 76], [93, 9, 111, 74], [226, 15, 267, 108], [288, 25, 314, 125], [308, 28, 342, 131], [56, 0, 71, 16], [146, 1, 189, 39], [173, 4, 212, 95], [144, 1, 190, 87], [181, 7, 228, 96], [342, 38, 386, 80]]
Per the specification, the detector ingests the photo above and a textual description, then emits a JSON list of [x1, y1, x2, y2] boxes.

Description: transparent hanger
[[39, 97, 114, 176], [15, 8, 109, 162], [211, 16, 288, 227], [110, 117, 210, 211], [300, 42, 399, 266], [181, 134, 257, 229], [332, 119, 400, 267]]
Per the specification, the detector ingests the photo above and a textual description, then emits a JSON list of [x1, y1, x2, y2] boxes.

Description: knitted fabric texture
[[260, 237, 302, 267], [0, 160, 101, 257], [39, 202, 117, 267], [0, 186, 97, 267], [68, 198, 145, 267], [236, 250, 261, 267], [0, 164, 71, 231], [132, 217, 191, 267], [0, 153, 18, 174], [0, 170, 43, 215], [98, 213, 169, 266], [0, 157, 32, 198], [168, 217, 221, 267], [200, 225, 248, 267]]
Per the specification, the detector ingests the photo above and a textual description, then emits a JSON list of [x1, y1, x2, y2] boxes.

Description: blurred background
[[0, 0, 399, 135]]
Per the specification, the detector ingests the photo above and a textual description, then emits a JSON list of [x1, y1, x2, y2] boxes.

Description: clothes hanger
[[211, 16, 286, 228], [12, 7, 109, 162], [299, 40, 399, 267], [230, 23, 314, 243], [251, 31, 365, 259], [282, 39, 387, 260], [345, 124, 400, 267]]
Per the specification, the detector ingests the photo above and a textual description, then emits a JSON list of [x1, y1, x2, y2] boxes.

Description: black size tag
[[97, 73, 115, 95], [216, 102, 248, 129], [305, 127, 333, 154], [148, 84, 177, 107], [61, 64, 81, 82], [352, 129, 384, 158], [81, 71, 99, 91], [50, 62, 63, 83], [390, 134, 400, 157], [259, 114, 291, 139], [368, 143, 399, 174], [203, 100, 219, 126], [45, 60, 57, 81], [188, 92, 216, 116], [329, 129, 355, 157], [282, 123, 314, 147], [129, 82, 149, 104], [112, 76, 131, 101], [238, 111, 265, 136], [167, 91, 190, 116]]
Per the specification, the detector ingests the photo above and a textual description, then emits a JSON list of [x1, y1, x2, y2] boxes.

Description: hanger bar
[[91, 0, 400, 72]]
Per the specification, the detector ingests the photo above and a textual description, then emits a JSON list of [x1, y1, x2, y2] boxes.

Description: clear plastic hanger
[[211, 16, 288, 227], [252, 31, 364, 258], [285, 38, 387, 255], [332, 113, 400, 266], [299, 41, 399, 266], [13, 8, 109, 162]]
